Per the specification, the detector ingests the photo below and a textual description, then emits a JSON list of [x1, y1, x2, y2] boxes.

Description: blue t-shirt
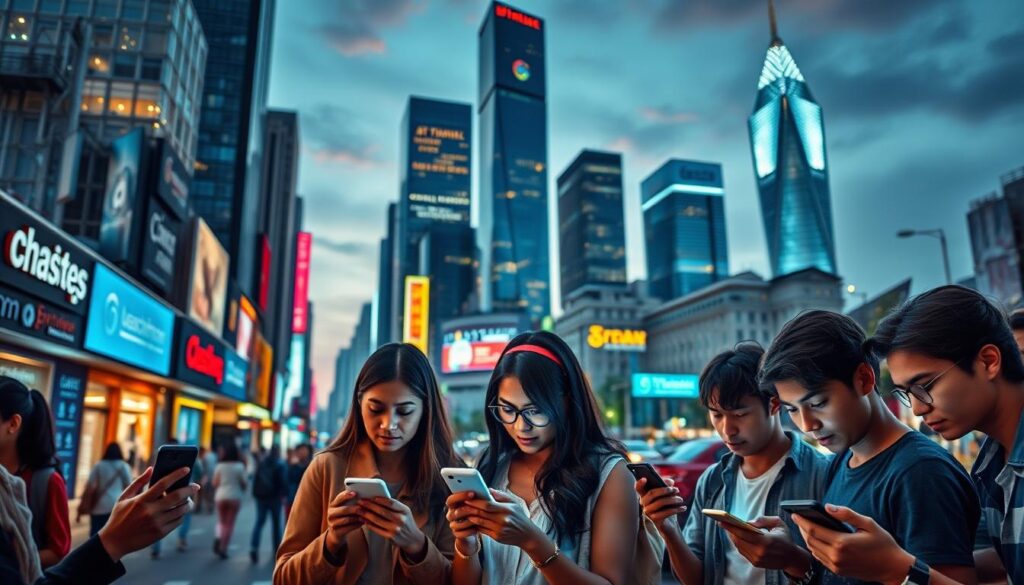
[[820, 431, 980, 585]]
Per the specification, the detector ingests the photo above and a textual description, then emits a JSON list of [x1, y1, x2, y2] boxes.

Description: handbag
[[78, 465, 124, 517]]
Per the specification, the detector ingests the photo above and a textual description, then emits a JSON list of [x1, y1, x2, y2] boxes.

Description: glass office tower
[[641, 159, 729, 301], [477, 1, 550, 324], [557, 149, 626, 304], [748, 1, 836, 277]]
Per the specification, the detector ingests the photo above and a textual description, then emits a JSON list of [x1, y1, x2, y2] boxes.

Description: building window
[[118, 26, 140, 51], [40, 0, 63, 14], [88, 54, 111, 75], [134, 84, 159, 118], [95, 0, 118, 18], [123, 0, 145, 20], [94, 24, 113, 47], [140, 57, 161, 81], [80, 80, 107, 113], [6, 14, 32, 42], [144, 30, 166, 53], [109, 81, 134, 116], [113, 53, 136, 77], [66, 0, 90, 16]]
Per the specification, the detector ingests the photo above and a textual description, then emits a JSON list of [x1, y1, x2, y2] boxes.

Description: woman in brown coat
[[274, 343, 462, 585]]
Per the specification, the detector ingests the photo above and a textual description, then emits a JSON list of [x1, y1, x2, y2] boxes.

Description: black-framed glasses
[[488, 403, 551, 427], [891, 360, 962, 408]]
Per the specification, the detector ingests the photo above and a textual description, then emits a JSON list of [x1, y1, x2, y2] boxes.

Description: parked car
[[650, 437, 729, 504], [622, 439, 663, 463]]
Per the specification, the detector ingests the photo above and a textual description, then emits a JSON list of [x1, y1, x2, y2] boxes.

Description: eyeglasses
[[891, 360, 962, 408], [488, 403, 551, 428]]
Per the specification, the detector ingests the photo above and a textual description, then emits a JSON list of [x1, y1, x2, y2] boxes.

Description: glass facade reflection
[[478, 2, 550, 324], [557, 150, 626, 304], [641, 160, 729, 301], [747, 26, 836, 277]]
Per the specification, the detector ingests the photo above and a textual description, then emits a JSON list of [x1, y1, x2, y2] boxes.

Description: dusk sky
[[265, 0, 1024, 406]]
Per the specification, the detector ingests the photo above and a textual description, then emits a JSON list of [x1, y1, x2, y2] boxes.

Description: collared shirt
[[972, 411, 1024, 583], [682, 431, 832, 585]]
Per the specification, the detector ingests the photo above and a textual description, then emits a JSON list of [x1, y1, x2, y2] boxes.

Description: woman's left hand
[[463, 489, 546, 551], [357, 497, 427, 557]]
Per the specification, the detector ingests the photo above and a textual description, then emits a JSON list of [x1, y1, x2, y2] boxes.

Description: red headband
[[503, 344, 564, 368]]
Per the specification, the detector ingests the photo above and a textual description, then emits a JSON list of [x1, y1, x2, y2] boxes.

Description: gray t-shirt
[[87, 460, 132, 515]]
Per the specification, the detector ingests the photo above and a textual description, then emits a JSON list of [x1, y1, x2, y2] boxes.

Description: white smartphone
[[344, 477, 392, 500], [440, 467, 495, 502]]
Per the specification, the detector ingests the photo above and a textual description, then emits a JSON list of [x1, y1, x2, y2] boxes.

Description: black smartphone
[[626, 463, 669, 490], [779, 499, 855, 533], [149, 445, 198, 493]]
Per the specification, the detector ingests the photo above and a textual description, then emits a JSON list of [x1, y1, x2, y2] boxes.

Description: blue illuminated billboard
[[631, 373, 700, 399], [84, 264, 174, 375]]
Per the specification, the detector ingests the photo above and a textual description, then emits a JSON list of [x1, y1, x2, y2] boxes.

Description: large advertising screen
[[138, 196, 180, 296], [84, 264, 174, 375], [292, 232, 312, 334], [100, 128, 145, 264], [187, 218, 229, 336], [175, 317, 227, 392], [440, 321, 520, 374], [407, 103, 471, 225], [492, 2, 545, 99], [631, 373, 700, 399], [403, 276, 430, 354]]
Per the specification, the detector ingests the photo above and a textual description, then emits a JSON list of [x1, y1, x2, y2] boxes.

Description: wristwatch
[[901, 558, 930, 585]]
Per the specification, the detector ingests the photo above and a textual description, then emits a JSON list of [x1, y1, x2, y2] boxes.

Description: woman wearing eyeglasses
[[445, 331, 644, 585]]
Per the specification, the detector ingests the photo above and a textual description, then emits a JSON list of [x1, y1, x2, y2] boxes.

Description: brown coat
[[273, 441, 453, 585]]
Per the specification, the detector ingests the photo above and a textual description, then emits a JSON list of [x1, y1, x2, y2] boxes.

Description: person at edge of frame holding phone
[[274, 343, 464, 585], [445, 331, 663, 585], [734, 310, 980, 585], [634, 342, 832, 585]]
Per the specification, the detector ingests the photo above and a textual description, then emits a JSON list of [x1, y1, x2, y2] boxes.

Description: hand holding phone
[[344, 477, 392, 500], [149, 445, 198, 494], [779, 500, 855, 533], [702, 509, 766, 535], [627, 463, 669, 490], [440, 467, 495, 502]]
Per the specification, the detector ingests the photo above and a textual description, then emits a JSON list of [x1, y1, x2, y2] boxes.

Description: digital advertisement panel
[[84, 264, 174, 375], [440, 322, 520, 374], [99, 128, 145, 264], [403, 276, 430, 354], [187, 218, 229, 336], [631, 373, 700, 399], [138, 196, 180, 296], [175, 317, 227, 392], [292, 232, 312, 334], [493, 2, 546, 99]]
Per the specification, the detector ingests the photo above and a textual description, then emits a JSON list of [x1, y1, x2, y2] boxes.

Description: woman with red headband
[[445, 331, 643, 585]]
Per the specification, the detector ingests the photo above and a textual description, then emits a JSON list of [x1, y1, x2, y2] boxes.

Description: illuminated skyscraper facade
[[747, 1, 836, 277], [477, 1, 550, 323]]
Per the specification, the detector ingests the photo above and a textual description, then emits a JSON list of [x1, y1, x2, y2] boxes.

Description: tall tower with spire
[[748, 0, 837, 277]]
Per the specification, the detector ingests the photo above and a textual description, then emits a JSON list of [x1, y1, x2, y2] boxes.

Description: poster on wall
[[186, 218, 229, 336], [51, 360, 87, 497]]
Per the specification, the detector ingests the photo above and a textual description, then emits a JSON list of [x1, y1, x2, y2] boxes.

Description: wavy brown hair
[[327, 343, 461, 518]]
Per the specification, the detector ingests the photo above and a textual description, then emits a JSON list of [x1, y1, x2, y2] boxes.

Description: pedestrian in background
[[200, 445, 218, 514], [213, 442, 247, 559], [77, 443, 132, 537], [250, 444, 287, 564], [285, 443, 312, 521]]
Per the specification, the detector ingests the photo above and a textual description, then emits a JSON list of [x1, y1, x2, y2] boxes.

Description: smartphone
[[149, 445, 198, 493], [440, 467, 495, 502], [779, 500, 855, 534], [344, 477, 392, 500], [702, 509, 765, 535], [626, 463, 669, 490]]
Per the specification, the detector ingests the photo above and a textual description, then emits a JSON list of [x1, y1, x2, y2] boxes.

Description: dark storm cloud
[[314, 237, 378, 257], [317, 0, 425, 56]]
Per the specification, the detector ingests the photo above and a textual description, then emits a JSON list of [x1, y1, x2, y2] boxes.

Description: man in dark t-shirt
[[730, 310, 979, 585]]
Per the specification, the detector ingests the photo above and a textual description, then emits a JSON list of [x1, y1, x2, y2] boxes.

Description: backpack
[[252, 459, 279, 499], [28, 467, 56, 549]]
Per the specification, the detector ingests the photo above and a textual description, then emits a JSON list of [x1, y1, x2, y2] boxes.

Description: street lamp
[[897, 229, 952, 284], [845, 284, 868, 306]]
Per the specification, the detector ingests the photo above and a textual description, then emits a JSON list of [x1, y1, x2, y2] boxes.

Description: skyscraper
[[557, 150, 626, 305], [191, 0, 275, 296], [393, 96, 471, 341], [641, 159, 729, 301], [747, 0, 836, 277], [374, 202, 397, 347], [477, 1, 550, 324]]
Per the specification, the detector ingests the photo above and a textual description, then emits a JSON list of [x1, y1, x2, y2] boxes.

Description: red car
[[650, 437, 729, 504]]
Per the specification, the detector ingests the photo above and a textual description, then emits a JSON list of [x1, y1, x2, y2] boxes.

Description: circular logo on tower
[[20, 303, 36, 329], [103, 292, 120, 336], [512, 59, 530, 82]]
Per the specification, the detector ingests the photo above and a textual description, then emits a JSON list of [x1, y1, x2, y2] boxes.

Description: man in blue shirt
[[862, 285, 1024, 583], [733, 310, 979, 585], [635, 343, 831, 585]]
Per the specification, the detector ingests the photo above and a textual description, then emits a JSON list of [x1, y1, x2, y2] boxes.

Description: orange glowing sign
[[403, 276, 430, 354]]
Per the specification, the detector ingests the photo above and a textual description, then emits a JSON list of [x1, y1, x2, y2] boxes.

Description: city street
[[70, 499, 682, 584]]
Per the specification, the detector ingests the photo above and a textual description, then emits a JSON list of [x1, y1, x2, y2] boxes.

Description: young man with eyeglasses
[[635, 343, 831, 585], [731, 310, 980, 585], [845, 285, 1024, 584]]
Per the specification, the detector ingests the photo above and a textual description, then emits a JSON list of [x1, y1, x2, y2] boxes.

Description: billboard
[[258, 235, 271, 313], [0, 282, 83, 348], [440, 321, 520, 374], [84, 264, 174, 375], [403, 276, 430, 354], [221, 350, 248, 402], [631, 373, 700, 399], [187, 218, 229, 336], [406, 100, 472, 225], [100, 128, 145, 264], [138, 196, 180, 296], [1, 194, 93, 313], [292, 232, 312, 334], [492, 3, 545, 99], [154, 139, 189, 219], [175, 318, 226, 391]]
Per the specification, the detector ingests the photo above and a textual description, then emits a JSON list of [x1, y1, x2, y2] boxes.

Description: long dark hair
[[102, 442, 124, 462], [0, 376, 58, 471], [327, 343, 461, 518], [476, 331, 625, 544]]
